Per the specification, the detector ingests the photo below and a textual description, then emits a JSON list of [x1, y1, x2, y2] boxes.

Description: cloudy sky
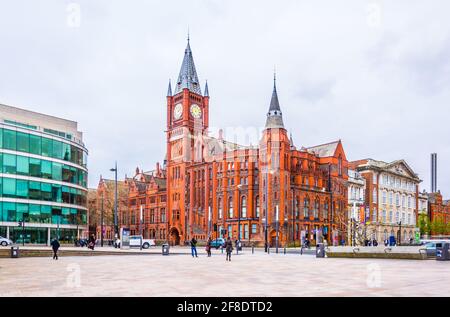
[[0, 0, 449, 194]]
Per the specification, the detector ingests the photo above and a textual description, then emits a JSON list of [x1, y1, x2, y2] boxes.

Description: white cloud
[[0, 0, 449, 194]]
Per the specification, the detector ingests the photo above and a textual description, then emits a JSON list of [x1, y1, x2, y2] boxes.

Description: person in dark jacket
[[88, 234, 95, 250], [225, 237, 233, 261], [191, 237, 198, 258], [51, 237, 60, 260], [206, 237, 212, 257]]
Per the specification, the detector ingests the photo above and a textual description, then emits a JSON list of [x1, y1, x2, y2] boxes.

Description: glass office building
[[0, 104, 88, 244]]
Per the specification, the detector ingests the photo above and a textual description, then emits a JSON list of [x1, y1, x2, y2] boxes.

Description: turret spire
[[265, 73, 284, 129], [174, 37, 201, 95], [167, 79, 172, 97], [204, 80, 209, 97]]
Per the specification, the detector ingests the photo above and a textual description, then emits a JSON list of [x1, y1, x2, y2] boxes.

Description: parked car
[[0, 236, 13, 246], [129, 235, 156, 249], [423, 241, 448, 257], [210, 238, 226, 249]]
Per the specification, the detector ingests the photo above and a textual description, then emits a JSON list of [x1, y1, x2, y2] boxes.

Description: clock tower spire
[[166, 38, 210, 244]]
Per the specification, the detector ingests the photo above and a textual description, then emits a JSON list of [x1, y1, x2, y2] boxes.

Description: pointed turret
[[265, 74, 285, 129], [204, 80, 209, 97], [167, 79, 172, 97], [290, 132, 296, 150], [174, 39, 202, 95]]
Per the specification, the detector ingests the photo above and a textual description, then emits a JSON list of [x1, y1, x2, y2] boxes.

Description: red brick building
[[125, 165, 168, 243], [427, 191, 450, 235], [88, 177, 128, 242], [122, 40, 349, 247]]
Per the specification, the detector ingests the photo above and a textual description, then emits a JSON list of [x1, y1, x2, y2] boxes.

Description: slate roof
[[306, 140, 340, 157], [174, 40, 202, 95]]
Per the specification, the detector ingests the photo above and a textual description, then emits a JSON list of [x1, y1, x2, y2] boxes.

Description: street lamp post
[[101, 191, 104, 247], [18, 219, 25, 246], [292, 188, 295, 248], [275, 204, 279, 254], [398, 221, 402, 246], [57, 214, 60, 241], [140, 205, 143, 251], [264, 169, 269, 253], [208, 205, 212, 240], [237, 184, 243, 255], [110, 162, 118, 240]]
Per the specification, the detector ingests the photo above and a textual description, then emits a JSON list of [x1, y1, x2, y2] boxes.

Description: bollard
[[284, 247, 286, 255], [252, 246, 254, 254], [268, 247, 270, 254]]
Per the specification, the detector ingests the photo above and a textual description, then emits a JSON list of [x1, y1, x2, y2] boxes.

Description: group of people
[[50, 234, 97, 260], [365, 239, 379, 246], [190, 236, 234, 261]]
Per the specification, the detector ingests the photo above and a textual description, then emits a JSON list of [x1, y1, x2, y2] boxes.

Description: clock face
[[174, 103, 183, 120], [190, 104, 202, 119]]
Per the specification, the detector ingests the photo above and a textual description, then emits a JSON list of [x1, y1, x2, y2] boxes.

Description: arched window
[[255, 196, 260, 218], [303, 197, 310, 218], [323, 200, 329, 219], [218, 197, 223, 219], [314, 198, 320, 218], [241, 196, 247, 218], [228, 197, 233, 218]]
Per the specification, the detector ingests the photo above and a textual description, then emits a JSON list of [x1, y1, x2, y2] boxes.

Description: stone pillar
[[47, 227, 51, 246], [6, 226, 10, 239]]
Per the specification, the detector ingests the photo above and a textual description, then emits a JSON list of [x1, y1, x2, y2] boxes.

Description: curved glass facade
[[0, 123, 88, 245]]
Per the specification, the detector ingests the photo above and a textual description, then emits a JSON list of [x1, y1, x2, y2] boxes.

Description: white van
[[129, 235, 156, 249]]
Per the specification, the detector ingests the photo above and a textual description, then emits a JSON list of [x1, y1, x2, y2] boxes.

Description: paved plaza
[[0, 248, 449, 297]]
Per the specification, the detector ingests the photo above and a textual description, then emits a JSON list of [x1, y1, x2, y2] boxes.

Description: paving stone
[[0, 250, 449, 296]]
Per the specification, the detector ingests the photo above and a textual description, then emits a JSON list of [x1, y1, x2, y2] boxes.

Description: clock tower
[[166, 38, 209, 244]]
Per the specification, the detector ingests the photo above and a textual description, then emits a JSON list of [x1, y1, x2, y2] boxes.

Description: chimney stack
[[431, 153, 437, 193]]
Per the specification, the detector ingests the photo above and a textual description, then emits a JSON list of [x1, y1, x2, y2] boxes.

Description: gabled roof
[[384, 160, 419, 179], [353, 158, 420, 181], [153, 177, 166, 190], [174, 40, 202, 95], [306, 140, 340, 157], [203, 135, 253, 156]]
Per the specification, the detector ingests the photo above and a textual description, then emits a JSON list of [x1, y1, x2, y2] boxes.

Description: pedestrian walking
[[88, 234, 95, 250], [225, 237, 233, 261], [191, 237, 198, 258], [51, 237, 60, 260], [206, 237, 212, 257]]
